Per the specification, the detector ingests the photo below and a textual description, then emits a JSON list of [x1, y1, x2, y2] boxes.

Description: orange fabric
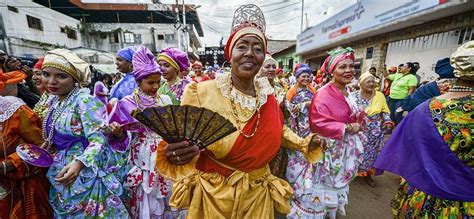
[[195, 95, 283, 177], [0, 106, 53, 219], [286, 85, 316, 101], [0, 68, 26, 92]]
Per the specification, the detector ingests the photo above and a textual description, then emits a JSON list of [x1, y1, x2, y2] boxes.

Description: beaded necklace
[[42, 87, 80, 146], [228, 78, 261, 138], [449, 85, 474, 92]]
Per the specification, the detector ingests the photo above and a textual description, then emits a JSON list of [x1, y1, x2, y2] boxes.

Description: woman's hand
[[165, 141, 199, 165], [346, 123, 362, 134], [107, 122, 126, 139], [382, 122, 394, 130], [304, 100, 312, 108], [309, 135, 327, 151], [55, 160, 85, 186], [40, 141, 52, 152]]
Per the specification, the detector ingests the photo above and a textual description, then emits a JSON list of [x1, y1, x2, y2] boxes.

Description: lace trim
[[0, 96, 26, 122], [215, 73, 274, 110]]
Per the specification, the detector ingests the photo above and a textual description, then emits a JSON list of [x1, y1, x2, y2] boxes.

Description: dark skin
[[165, 36, 327, 165]]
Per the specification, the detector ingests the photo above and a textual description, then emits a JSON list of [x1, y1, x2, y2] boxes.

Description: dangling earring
[[75, 82, 79, 87]]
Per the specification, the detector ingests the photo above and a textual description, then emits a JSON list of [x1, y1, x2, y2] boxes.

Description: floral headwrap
[[320, 47, 355, 74]]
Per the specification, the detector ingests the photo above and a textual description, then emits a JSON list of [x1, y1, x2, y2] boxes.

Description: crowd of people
[[0, 4, 472, 219]]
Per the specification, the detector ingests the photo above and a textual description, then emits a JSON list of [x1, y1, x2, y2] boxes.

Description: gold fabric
[[43, 49, 91, 86], [450, 40, 474, 80], [156, 80, 323, 218], [228, 26, 267, 60], [158, 54, 180, 72]]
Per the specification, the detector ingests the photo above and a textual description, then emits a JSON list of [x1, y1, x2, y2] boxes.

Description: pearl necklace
[[42, 87, 80, 145], [450, 85, 474, 92]]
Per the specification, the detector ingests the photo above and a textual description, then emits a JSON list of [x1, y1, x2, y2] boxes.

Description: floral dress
[[391, 95, 474, 218], [287, 90, 365, 218], [108, 90, 178, 219], [352, 90, 391, 175], [157, 78, 190, 105], [45, 89, 128, 218]]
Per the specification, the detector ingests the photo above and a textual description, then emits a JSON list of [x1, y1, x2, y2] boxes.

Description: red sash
[[195, 95, 283, 177]]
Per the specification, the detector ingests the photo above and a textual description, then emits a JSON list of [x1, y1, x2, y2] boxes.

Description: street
[[341, 172, 400, 218]]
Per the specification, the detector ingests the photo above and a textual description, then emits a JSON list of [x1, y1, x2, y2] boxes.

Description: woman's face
[[116, 56, 132, 73], [260, 60, 277, 81], [297, 72, 312, 87], [42, 67, 76, 97], [230, 36, 265, 81], [361, 77, 376, 93], [400, 63, 411, 74], [32, 69, 45, 91], [332, 59, 355, 85], [193, 66, 202, 75], [138, 73, 161, 96], [158, 59, 178, 82]]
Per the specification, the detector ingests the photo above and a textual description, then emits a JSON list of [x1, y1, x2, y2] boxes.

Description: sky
[[83, 0, 357, 47]]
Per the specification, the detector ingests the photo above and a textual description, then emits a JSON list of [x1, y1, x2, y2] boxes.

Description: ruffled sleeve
[[281, 126, 323, 163], [155, 82, 199, 181]]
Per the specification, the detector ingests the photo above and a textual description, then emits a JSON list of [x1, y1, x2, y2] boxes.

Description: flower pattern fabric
[[158, 78, 190, 105], [286, 93, 365, 218], [46, 89, 128, 218], [391, 95, 474, 218], [351, 90, 391, 175]]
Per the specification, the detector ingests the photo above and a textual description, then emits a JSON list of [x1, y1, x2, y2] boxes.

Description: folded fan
[[131, 105, 237, 149]]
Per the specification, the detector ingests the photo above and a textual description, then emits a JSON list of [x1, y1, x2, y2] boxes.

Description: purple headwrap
[[132, 46, 161, 80], [117, 47, 135, 62], [158, 47, 190, 72], [295, 64, 311, 79], [320, 47, 355, 74]]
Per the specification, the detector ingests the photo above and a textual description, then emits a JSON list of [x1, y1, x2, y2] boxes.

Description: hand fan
[[132, 105, 237, 149], [16, 144, 54, 167]]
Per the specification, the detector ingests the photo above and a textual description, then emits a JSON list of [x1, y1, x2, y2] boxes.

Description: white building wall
[[385, 28, 472, 82], [0, 0, 81, 58]]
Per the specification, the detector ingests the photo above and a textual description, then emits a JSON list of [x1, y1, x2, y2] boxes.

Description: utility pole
[[300, 0, 304, 32], [175, 0, 181, 50], [182, 0, 187, 52], [305, 13, 308, 30]]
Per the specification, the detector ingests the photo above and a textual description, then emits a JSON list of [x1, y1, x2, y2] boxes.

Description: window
[[157, 34, 164, 40], [66, 28, 77, 40], [100, 32, 107, 39], [124, 32, 135, 43], [7, 6, 18, 13], [366, 47, 374, 59], [288, 58, 294, 71], [60, 27, 66, 33], [110, 32, 119, 43], [164, 33, 176, 44], [457, 27, 473, 45], [27, 15, 43, 31]]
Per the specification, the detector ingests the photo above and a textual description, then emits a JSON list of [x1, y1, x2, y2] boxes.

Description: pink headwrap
[[320, 47, 355, 74], [132, 46, 161, 80]]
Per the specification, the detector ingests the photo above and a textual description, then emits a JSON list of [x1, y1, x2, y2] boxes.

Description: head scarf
[[320, 47, 355, 74], [33, 57, 44, 70], [450, 40, 474, 80], [117, 47, 135, 62], [42, 49, 91, 86], [295, 64, 311, 79], [358, 72, 375, 86], [434, 58, 454, 79], [132, 46, 161, 81], [158, 47, 190, 72], [225, 4, 267, 62], [258, 54, 277, 76], [191, 61, 203, 69]]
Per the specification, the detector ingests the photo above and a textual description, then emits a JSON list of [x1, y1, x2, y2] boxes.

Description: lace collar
[[215, 73, 274, 110], [0, 96, 26, 122]]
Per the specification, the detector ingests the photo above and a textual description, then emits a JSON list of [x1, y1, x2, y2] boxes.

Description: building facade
[[297, 0, 474, 81], [0, 0, 82, 59]]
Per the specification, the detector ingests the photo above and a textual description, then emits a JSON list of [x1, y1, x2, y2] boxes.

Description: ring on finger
[[172, 151, 176, 156], [177, 156, 181, 162]]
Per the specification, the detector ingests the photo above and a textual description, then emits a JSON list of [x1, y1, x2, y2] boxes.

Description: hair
[[101, 74, 112, 82], [405, 62, 416, 75], [398, 64, 404, 67], [369, 67, 376, 71]]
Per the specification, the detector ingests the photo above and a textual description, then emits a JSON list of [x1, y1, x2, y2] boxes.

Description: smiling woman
[[155, 4, 326, 219]]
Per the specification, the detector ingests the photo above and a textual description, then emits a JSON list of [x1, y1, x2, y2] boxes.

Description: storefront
[[296, 0, 474, 81]]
